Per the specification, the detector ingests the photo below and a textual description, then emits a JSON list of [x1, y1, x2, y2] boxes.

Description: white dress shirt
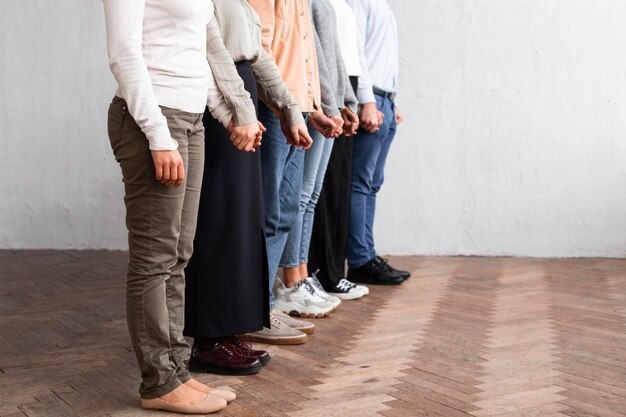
[[104, 0, 231, 151], [329, 0, 363, 77], [346, 0, 399, 103]]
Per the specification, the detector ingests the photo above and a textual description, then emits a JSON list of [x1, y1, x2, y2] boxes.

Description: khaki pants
[[107, 97, 204, 399]]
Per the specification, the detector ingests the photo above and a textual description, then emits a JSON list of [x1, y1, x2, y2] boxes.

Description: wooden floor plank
[[1, 252, 626, 416]]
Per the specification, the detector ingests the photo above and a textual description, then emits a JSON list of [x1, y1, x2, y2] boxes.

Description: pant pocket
[[108, 97, 127, 156]]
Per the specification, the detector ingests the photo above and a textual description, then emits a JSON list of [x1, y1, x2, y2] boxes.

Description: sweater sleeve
[[310, 1, 340, 117], [205, 18, 257, 127], [344, 71, 359, 112], [104, 0, 175, 151]]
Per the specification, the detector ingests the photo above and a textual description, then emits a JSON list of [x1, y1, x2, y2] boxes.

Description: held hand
[[395, 108, 405, 125], [341, 107, 359, 136], [289, 123, 313, 150], [330, 114, 344, 138], [152, 150, 185, 187], [377, 110, 384, 127], [229, 120, 263, 153], [254, 121, 266, 149], [308, 112, 337, 138], [359, 102, 380, 133], [280, 118, 313, 149]]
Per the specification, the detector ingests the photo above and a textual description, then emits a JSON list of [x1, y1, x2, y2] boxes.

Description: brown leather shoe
[[188, 339, 262, 376], [227, 336, 271, 367]]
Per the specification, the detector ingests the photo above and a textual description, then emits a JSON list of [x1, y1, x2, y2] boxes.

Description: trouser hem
[[139, 377, 182, 400], [178, 371, 192, 384]]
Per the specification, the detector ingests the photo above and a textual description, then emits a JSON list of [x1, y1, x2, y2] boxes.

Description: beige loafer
[[141, 393, 227, 414], [208, 387, 236, 403]]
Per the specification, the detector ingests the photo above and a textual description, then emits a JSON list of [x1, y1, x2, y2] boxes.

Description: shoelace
[[220, 340, 246, 356], [194, 341, 245, 357], [375, 256, 394, 272], [308, 271, 327, 293], [295, 279, 317, 297], [270, 313, 287, 328], [227, 336, 253, 352], [337, 278, 356, 291], [371, 259, 387, 274]]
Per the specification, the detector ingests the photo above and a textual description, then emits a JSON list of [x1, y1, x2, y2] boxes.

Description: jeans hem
[[278, 262, 300, 269], [347, 256, 373, 269]]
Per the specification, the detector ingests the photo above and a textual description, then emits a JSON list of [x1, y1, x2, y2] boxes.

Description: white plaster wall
[[1, 0, 626, 257]]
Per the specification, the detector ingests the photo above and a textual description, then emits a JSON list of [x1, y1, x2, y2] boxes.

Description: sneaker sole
[[329, 291, 365, 301], [347, 276, 404, 285], [188, 359, 263, 376], [295, 325, 316, 335], [287, 309, 330, 319], [238, 333, 308, 345], [275, 301, 334, 318]]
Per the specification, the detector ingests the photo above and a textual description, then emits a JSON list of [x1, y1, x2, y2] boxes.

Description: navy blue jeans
[[347, 95, 397, 268], [258, 102, 305, 307]]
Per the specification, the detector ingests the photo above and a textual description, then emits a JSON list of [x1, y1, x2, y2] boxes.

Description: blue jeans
[[280, 125, 334, 268], [347, 95, 397, 268], [259, 102, 305, 307]]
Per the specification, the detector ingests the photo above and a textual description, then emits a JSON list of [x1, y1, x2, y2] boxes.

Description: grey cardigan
[[310, 0, 359, 115]]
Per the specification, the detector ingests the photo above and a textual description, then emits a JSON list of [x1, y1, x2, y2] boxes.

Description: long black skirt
[[184, 61, 270, 338]]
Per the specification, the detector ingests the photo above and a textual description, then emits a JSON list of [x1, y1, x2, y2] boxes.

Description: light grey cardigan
[[310, 0, 359, 115]]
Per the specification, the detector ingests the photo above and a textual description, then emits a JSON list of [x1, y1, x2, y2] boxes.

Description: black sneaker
[[347, 258, 405, 285], [326, 278, 367, 300], [375, 256, 411, 279]]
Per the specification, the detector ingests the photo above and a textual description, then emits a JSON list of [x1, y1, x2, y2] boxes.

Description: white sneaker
[[306, 276, 342, 310], [354, 282, 369, 296], [274, 277, 335, 318], [327, 278, 368, 300]]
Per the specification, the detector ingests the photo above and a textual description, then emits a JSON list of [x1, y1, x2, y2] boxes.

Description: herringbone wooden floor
[[1, 251, 625, 416]]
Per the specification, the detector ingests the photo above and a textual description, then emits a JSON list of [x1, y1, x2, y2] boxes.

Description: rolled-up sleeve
[[206, 18, 256, 127]]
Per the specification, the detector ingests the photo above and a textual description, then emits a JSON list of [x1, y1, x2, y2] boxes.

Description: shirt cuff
[[144, 122, 178, 151], [231, 102, 258, 126], [282, 105, 305, 127], [357, 88, 376, 105]]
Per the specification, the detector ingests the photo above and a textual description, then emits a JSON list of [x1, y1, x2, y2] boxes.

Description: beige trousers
[[107, 96, 204, 399]]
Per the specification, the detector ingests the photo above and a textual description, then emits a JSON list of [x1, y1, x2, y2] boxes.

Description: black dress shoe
[[227, 336, 271, 366], [375, 256, 411, 279], [188, 339, 262, 376], [347, 258, 405, 285]]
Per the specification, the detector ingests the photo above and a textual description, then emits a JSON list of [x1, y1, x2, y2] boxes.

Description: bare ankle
[[282, 267, 302, 288]]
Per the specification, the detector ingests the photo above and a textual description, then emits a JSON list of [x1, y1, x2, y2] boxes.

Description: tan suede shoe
[[141, 393, 227, 414]]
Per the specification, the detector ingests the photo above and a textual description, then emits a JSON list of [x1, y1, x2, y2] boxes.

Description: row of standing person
[[104, 0, 408, 414]]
